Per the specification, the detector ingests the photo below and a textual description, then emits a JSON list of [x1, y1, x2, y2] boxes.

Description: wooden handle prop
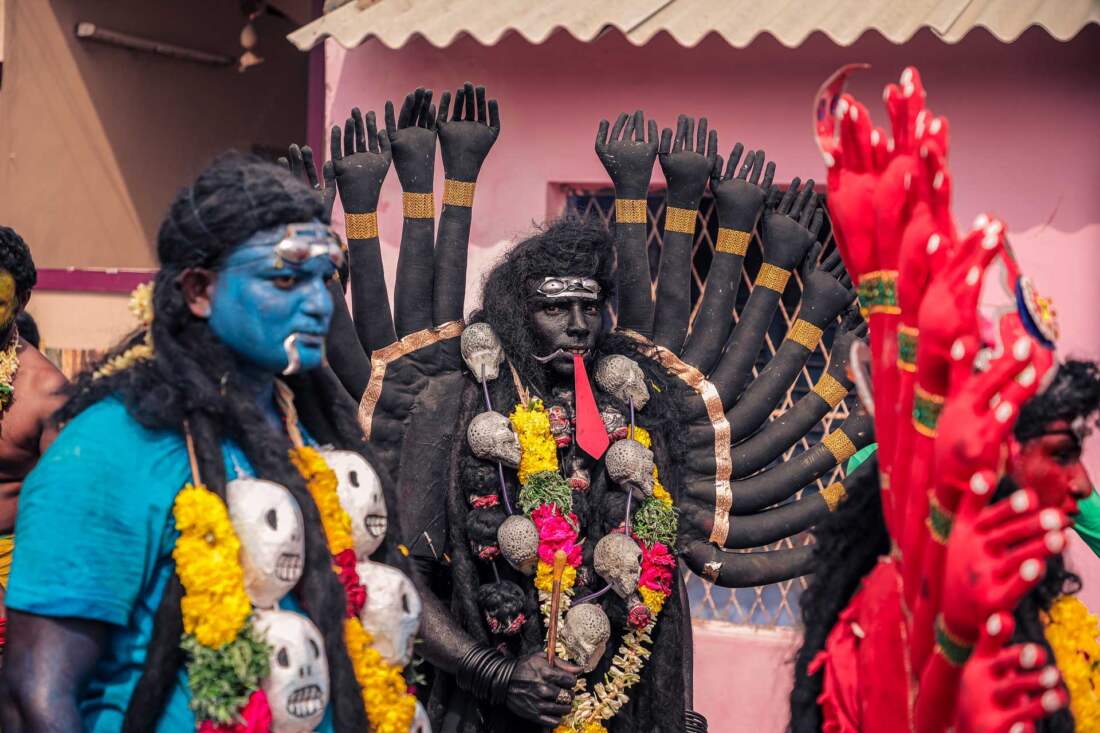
[[546, 549, 567, 665]]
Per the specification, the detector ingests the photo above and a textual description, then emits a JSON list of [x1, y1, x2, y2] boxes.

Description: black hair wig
[[15, 311, 39, 348], [0, 225, 37, 297], [56, 152, 410, 732], [1015, 359, 1100, 443]]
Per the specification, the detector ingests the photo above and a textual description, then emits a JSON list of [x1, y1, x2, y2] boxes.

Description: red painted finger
[[986, 508, 1069, 551]]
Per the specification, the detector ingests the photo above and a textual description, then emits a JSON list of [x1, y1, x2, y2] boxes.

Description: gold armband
[[402, 192, 434, 219], [345, 212, 378, 239], [755, 263, 791, 293], [787, 319, 823, 351], [897, 325, 919, 372], [820, 482, 848, 512], [664, 206, 697, 235], [822, 430, 857, 464], [443, 179, 476, 207], [812, 372, 848, 408], [616, 198, 647, 224], [715, 228, 751, 255]]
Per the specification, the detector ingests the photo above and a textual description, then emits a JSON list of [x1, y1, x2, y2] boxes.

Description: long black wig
[[57, 153, 409, 732]]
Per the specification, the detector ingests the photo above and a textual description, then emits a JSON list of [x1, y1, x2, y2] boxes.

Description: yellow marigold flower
[[639, 587, 667, 616], [345, 617, 417, 733], [1044, 595, 1100, 730], [535, 560, 577, 593], [291, 446, 354, 554], [618, 426, 670, 506], [510, 401, 559, 483]]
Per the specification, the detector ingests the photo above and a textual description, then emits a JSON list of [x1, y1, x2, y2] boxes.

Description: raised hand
[[658, 115, 717, 209], [385, 87, 437, 193], [437, 81, 500, 182], [595, 110, 659, 198], [954, 612, 1067, 733], [278, 143, 337, 220], [710, 146, 775, 232], [331, 107, 392, 214], [761, 178, 823, 269]]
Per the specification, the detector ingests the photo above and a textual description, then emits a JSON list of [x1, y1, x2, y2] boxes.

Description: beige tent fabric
[[288, 0, 1100, 51]]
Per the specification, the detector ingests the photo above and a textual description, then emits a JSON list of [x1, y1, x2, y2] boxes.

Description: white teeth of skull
[[287, 685, 323, 717], [276, 553, 302, 581], [365, 515, 387, 536]]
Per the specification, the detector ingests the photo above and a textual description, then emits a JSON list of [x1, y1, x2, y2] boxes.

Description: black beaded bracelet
[[456, 644, 516, 705], [685, 709, 709, 733]]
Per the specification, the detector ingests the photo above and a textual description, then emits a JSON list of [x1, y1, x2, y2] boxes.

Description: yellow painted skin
[[0, 270, 18, 333]]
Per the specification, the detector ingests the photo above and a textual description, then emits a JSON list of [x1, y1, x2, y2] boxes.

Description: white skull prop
[[410, 700, 432, 733], [322, 449, 387, 560], [561, 603, 611, 673], [227, 478, 304, 609], [254, 609, 329, 733], [595, 355, 650, 410], [467, 411, 521, 468], [461, 323, 505, 382], [593, 533, 642, 598], [604, 439, 655, 498], [356, 560, 422, 667], [497, 514, 539, 575]]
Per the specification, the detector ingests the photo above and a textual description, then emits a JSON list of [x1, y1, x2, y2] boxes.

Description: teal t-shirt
[[7, 398, 333, 732], [1073, 488, 1100, 558]]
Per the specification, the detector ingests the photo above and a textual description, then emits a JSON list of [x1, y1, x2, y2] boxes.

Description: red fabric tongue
[[573, 352, 609, 460]]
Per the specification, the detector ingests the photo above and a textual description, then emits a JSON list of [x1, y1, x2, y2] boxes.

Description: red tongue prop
[[573, 352, 609, 460]]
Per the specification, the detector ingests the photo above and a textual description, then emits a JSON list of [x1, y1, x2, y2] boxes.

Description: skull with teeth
[[226, 477, 304, 609], [355, 560, 422, 667], [561, 603, 611, 673], [595, 355, 650, 410], [410, 701, 432, 733], [604, 439, 655, 499], [496, 514, 540, 575], [461, 322, 505, 382], [254, 609, 329, 733], [600, 407, 629, 442], [467, 411, 522, 468], [322, 449, 387, 560], [593, 532, 642, 598]]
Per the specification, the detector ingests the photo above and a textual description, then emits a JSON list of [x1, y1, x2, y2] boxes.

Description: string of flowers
[[1044, 594, 1100, 730], [172, 482, 272, 730], [289, 444, 417, 733]]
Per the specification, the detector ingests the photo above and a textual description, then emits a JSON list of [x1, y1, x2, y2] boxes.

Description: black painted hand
[[385, 87, 437, 193], [437, 81, 500, 182], [710, 146, 775, 232], [595, 110, 658, 199], [504, 652, 581, 727], [278, 143, 337, 220], [658, 115, 717, 209], [331, 107, 391, 213], [800, 244, 855, 311], [760, 178, 822, 269]]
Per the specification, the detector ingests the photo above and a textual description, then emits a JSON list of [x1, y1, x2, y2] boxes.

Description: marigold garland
[[510, 399, 559, 483], [289, 445, 417, 733], [1044, 595, 1100, 730]]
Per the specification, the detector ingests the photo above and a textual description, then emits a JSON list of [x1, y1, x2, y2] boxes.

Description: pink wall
[[324, 25, 1100, 732]]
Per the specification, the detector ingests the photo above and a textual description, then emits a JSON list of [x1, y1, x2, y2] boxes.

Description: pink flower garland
[[531, 503, 583, 567], [639, 541, 675, 595], [198, 690, 272, 733]]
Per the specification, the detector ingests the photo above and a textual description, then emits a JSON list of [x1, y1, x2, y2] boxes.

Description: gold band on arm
[[664, 206, 697, 235], [345, 212, 378, 239], [812, 372, 848, 408], [716, 228, 751, 255], [443, 179, 476, 208], [402, 192, 434, 219], [787, 319, 823, 350], [616, 198, 647, 224], [820, 482, 847, 512], [822, 430, 858, 464], [755, 263, 791, 293]]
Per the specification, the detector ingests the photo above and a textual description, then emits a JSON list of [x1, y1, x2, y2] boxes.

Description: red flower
[[627, 602, 653, 629], [538, 538, 583, 568], [639, 541, 675, 594], [198, 690, 272, 733], [470, 494, 500, 509], [333, 549, 366, 618]]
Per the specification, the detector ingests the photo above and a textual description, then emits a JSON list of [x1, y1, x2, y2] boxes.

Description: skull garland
[[600, 406, 629, 442], [226, 477, 305, 609], [461, 322, 505, 381], [476, 579, 528, 636], [322, 448, 387, 560], [604, 438, 655, 499], [595, 355, 650, 410], [593, 532, 642, 598], [497, 513, 540, 575], [547, 404, 572, 448], [355, 560, 422, 667], [253, 609, 329, 733], [467, 411, 522, 467], [561, 603, 612, 673]]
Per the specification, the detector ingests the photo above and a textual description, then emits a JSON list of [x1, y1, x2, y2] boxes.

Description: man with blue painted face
[[0, 154, 416, 732]]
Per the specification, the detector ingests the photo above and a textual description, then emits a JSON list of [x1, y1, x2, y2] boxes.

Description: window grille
[[564, 187, 851, 628]]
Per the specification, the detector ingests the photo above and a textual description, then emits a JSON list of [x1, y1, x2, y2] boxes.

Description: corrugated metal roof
[[287, 0, 1100, 51]]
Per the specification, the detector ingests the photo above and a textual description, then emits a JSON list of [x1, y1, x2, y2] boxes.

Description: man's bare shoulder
[[15, 342, 69, 403]]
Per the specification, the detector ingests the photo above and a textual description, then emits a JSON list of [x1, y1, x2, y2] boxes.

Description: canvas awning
[[288, 0, 1100, 51]]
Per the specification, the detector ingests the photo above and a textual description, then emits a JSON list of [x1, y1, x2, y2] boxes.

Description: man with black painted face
[[0, 227, 67, 636]]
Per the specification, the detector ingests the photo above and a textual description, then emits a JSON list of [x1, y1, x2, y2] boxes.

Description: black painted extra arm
[[0, 611, 108, 732], [324, 279, 370, 399], [653, 116, 715, 353], [682, 539, 815, 587], [681, 147, 774, 373], [414, 578, 479, 676]]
